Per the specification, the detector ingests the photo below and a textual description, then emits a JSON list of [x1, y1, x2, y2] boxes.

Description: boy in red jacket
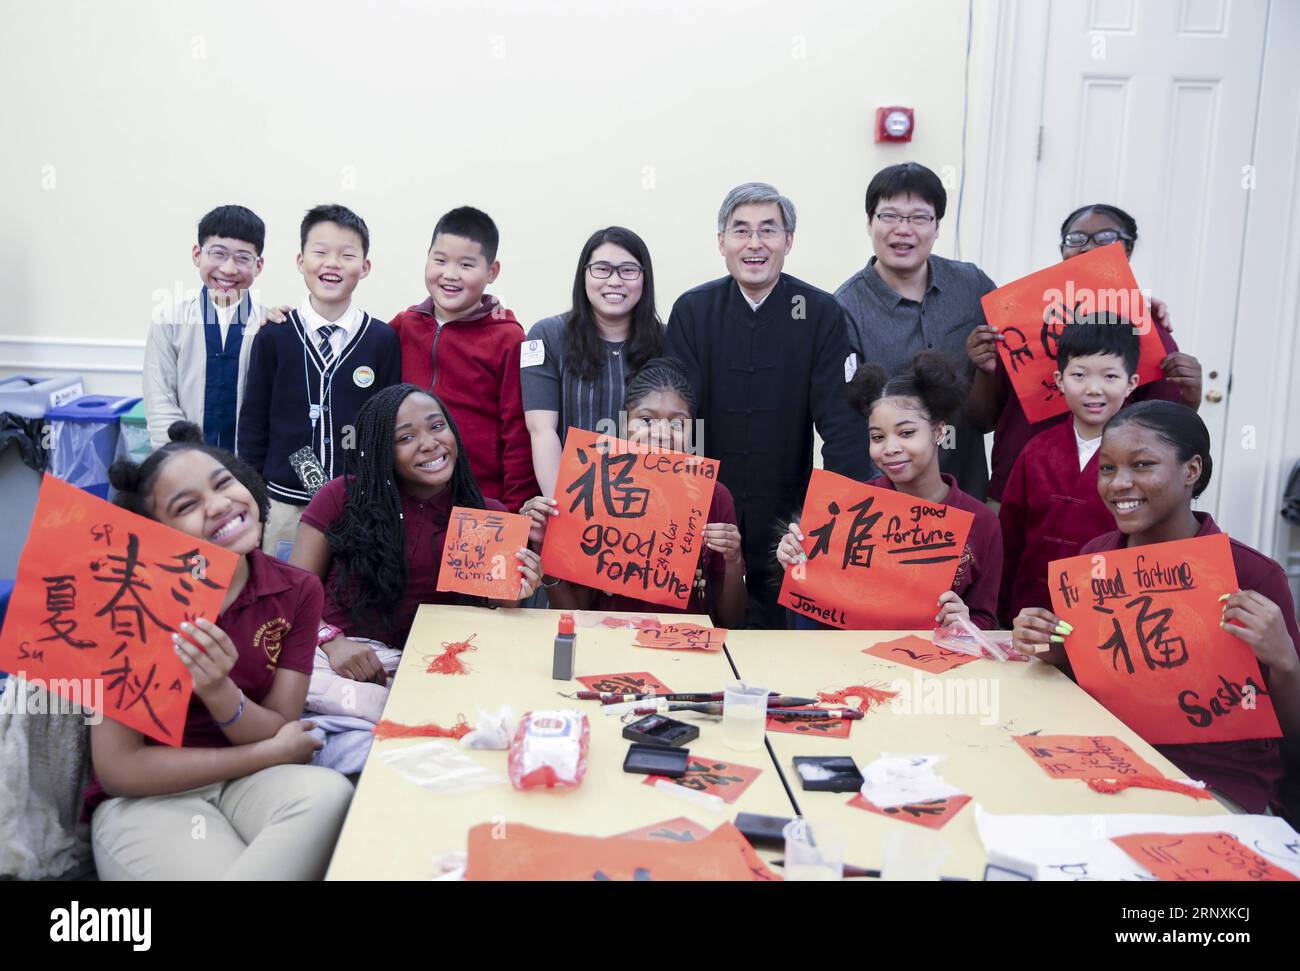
[[997, 318, 1140, 625], [387, 206, 538, 511]]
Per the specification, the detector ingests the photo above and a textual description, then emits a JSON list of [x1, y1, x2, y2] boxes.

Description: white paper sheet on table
[[859, 754, 965, 809], [975, 805, 1300, 880]]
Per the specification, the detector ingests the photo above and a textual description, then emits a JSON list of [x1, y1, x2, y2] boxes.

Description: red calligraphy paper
[[0, 475, 238, 744], [616, 817, 712, 842], [643, 754, 763, 803], [541, 428, 718, 610], [778, 470, 975, 630], [982, 242, 1167, 424], [435, 506, 531, 600], [864, 634, 980, 673], [1112, 832, 1298, 882], [576, 671, 673, 695], [1049, 534, 1281, 745], [634, 623, 726, 652], [1014, 734, 1160, 780], [848, 794, 972, 830]]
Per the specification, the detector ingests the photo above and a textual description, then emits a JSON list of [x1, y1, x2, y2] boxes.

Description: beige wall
[[0, 0, 982, 347]]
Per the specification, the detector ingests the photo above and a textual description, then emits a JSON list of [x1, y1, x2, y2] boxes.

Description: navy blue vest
[[201, 288, 250, 451]]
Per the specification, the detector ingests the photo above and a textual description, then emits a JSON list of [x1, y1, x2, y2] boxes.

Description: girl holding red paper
[[88, 422, 353, 880], [1011, 402, 1300, 812], [776, 353, 1003, 630]]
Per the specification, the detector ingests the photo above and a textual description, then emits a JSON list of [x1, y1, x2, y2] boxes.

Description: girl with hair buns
[[777, 352, 1003, 629], [290, 384, 544, 722], [88, 421, 353, 880], [1012, 401, 1300, 812]]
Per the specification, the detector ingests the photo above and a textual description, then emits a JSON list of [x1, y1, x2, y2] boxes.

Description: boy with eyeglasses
[[387, 206, 538, 512], [144, 205, 270, 450]]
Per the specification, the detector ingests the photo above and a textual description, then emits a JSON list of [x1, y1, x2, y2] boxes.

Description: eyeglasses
[[203, 245, 259, 268], [873, 211, 937, 226], [1062, 229, 1133, 248], [587, 262, 644, 280], [725, 226, 788, 241]]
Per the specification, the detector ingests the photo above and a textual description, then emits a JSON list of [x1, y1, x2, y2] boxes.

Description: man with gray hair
[[665, 182, 870, 628]]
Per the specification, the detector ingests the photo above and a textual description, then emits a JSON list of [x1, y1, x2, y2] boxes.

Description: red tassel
[[373, 715, 472, 740], [816, 684, 898, 713], [1086, 775, 1213, 800], [424, 634, 477, 675]]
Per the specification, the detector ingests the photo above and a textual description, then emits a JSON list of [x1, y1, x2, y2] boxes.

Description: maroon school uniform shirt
[[85, 550, 322, 814], [987, 326, 1183, 501], [997, 421, 1116, 625], [870, 474, 1004, 630], [300, 476, 508, 650], [590, 483, 744, 620], [1081, 513, 1300, 812]]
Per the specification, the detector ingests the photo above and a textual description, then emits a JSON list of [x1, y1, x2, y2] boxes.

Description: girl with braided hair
[[777, 352, 1004, 630], [525, 357, 747, 628], [291, 384, 542, 721]]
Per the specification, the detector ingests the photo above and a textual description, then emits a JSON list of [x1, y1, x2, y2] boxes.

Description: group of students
[[87, 163, 1297, 881]]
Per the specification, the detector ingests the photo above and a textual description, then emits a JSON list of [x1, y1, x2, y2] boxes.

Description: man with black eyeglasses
[[665, 182, 870, 629], [834, 162, 997, 500]]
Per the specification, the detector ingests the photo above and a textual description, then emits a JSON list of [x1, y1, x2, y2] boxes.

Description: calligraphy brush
[[585, 691, 818, 706], [629, 703, 862, 719], [772, 860, 969, 881]]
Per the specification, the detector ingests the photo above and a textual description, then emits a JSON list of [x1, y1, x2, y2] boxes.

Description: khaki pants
[[262, 499, 306, 557], [91, 764, 354, 880]]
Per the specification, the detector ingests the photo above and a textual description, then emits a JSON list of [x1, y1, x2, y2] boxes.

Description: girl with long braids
[[525, 357, 747, 628], [290, 384, 543, 722], [776, 352, 1003, 630]]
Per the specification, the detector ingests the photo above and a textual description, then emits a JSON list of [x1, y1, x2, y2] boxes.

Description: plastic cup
[[880, 828, 948, 881], [782, 818, 844, 881], [722, 681, 768, 751]]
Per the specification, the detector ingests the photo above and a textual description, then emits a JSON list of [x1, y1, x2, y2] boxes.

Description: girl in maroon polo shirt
[[526, 358, 748, 628], [89, 422, 353, 880], [777, 353, 1003, 629], [1012, 402, 1300, 812], [291, 384, 543, 721]]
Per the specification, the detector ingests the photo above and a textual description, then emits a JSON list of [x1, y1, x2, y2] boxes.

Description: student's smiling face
[[150, 450, 261, 555], [626, 389, 693, 453], [1055, 352, 1139, 434], [297, 221, 370, 305], [1096, 421, 1202, 535], [425, 234, 499, 321], [192, 235, 263, 305], [868, 395, 942, 488], [393, 393, 458, 496]]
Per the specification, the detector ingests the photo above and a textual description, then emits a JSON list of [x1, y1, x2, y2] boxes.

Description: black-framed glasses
[[873, 211, 937, 226], [1062, 229, 1133, 248], [587, 261, 644, 280]]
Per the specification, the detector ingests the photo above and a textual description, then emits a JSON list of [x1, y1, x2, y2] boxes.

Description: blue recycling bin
[[46, 394, 141, 500]]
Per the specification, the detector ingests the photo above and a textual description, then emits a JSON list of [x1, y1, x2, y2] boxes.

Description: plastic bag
[[931, 614, 1014, 661], [460, 705, 515, 750], [376, 741, 505, 794], [508, 710, 589, 790]]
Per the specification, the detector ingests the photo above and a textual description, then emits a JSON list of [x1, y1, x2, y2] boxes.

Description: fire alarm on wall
[[876, 106, 914, 142]]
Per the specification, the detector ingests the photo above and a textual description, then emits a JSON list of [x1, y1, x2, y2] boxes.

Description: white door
[[1026, 0, 1269, 514]]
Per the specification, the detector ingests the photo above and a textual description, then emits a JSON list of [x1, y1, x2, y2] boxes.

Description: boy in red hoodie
[[387, 206, 538, 511], [997, 318, 1140, 625]]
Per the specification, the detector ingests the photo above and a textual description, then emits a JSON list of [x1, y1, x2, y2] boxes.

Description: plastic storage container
[[0, 374, 86, 577], [118, 399, 153, 464], [46, 394, 141, 499]]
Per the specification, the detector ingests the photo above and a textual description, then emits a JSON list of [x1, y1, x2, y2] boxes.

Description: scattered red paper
[[766, 710, 852, 738], [848, 794, 972, 830], [616, 817, 712, 842], [1112, 832, 1298, 882], [372, 716, 471, 740], [779, 471, 974, 630], [982, 242, 1167, 424], [435, 506, 531, 600], [643, 755, 763, 804], [1015, 734, 1160, 780], [593, 614, 662, 630], [423, 634, 477, 675], [577, 671, 672, 694], [864, 634, 979, 673], [634, 623, 726, 652], [541, 429, 719, 610], [465, 821, 775, 880], [1050, 534, 1281, 745], [0, 475, 239, 745]]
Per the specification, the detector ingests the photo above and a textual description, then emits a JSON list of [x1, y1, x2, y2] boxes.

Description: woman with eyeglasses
[[966, 203, 1204, 505], [522, 227, 664, 496]]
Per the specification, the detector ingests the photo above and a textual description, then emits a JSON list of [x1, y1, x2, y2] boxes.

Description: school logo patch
[[352, 365, 375, 388], [254, 617, 292, 671]]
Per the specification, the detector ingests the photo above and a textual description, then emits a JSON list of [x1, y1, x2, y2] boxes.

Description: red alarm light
[[875, 106, 914, 143]]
